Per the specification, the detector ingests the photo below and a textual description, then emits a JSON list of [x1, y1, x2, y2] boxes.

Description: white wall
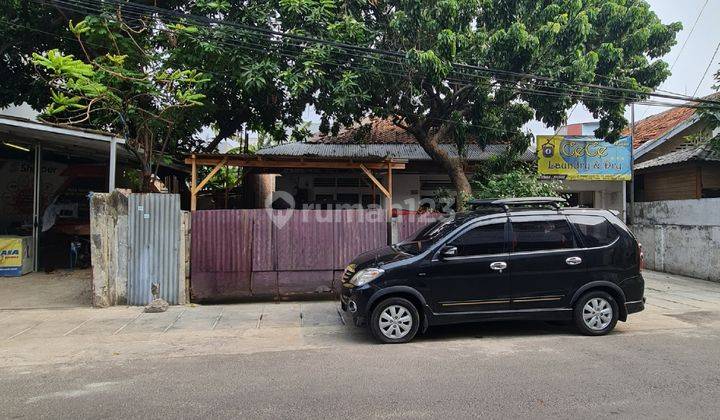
[[561, 179, 625, 216], [274, 172, 626, 213], [631, 198, 720, 282]]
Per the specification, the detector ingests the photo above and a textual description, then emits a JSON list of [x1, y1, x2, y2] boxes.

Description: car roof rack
[[468, 197, 567, 212]]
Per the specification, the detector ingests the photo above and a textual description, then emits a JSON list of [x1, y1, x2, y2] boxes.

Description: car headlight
[[350, 268, 385, 287]]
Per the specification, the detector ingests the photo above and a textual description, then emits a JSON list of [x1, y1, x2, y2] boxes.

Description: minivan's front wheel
[[370, 297, 419, 344], [574, 291, 619, 336]]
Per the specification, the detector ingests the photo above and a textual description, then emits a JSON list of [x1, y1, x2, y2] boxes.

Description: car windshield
[[395, 216, 463, 255]]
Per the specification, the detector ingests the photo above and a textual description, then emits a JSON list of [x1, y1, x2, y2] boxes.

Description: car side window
[[569, 215, 619, 247], [511, 219, 575, 252], [449, 222, 506, 256]]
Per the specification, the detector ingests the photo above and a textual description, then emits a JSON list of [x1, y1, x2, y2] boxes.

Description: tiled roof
[[626, 93, 720, 149], [256, 142, 535, 162], [309, 119, 418, 144], [626, 106, 697, 149], [257, 117, 534, 162], [634, 137, 720, 170]]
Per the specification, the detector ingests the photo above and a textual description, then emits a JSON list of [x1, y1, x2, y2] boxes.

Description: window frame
[[433, 217, 510, 260], [508, 215, 580, 255], [567, 214, 621, 250]]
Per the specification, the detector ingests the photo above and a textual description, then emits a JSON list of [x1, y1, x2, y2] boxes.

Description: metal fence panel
[[251, 210, 275, 271], [190, 210, 253, 300], [395, 214, 438, 242], [190, 209, 390, 302], [127, 194, 181, 305], [275, 209, 335, 271], [333, 209, 387, 269]]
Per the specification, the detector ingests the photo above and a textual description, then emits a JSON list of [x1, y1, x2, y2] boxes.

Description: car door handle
[[490, 261, 507, 272], [565, 256, 582, 266]]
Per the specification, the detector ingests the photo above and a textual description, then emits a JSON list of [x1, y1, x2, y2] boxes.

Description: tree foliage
[[0, 1, 87, 111], [2, 1, 312, 156], [7, 0, 681, 200], [697, 67, 720, 152], [472, 167, 564, 200], [32, 13, 210, 191], [286, 0, 680, 207]]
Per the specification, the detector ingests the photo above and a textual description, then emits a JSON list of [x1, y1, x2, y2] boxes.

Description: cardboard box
[[0, 236, 33, 277]]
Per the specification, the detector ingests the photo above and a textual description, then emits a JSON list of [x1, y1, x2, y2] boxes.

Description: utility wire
[[672, 0, 708, 73], [692, 39, 720, 97], [47, 0, 720, 110], [45, 0, 720, 111], [9, 9, 717, 113], [37, 0, 720, 107], [639, 0, 709, 120], [16, 11, 710, 112], [30, 1, 650, 105]]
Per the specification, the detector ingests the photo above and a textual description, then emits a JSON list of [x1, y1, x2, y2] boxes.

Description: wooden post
[[387, 162, 393, 245], [191, 154, 197, 211]]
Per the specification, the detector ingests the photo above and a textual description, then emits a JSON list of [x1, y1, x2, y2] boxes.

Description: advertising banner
[[537, 135, 632, 181], [0, 236, 33, 276]]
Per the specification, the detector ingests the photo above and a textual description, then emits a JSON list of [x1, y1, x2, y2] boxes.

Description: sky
[[527, 0, 720, 134]]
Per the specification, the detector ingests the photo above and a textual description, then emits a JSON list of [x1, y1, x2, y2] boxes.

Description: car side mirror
[[439, 245, 458, 260]]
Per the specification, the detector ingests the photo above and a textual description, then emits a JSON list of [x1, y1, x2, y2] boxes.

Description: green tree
[[472, 167, 564, 199], [696, 67, 720, 152], [32, 15, 209, 191], [0, 1, 87, 111], [288, 0, 680, 208], [3, 1, 311, 154]]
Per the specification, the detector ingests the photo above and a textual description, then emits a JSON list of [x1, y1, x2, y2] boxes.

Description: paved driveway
[[1, 270, 719, 367]]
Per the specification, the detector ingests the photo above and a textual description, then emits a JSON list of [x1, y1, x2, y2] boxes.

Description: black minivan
[[340, 197, 645, 343]]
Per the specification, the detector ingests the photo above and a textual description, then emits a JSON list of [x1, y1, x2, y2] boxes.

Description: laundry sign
[[537, 135, 632, 181]]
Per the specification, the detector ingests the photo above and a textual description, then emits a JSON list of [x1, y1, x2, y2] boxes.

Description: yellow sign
[[537, 135, 632, 181], [0, 238, 24, 268]]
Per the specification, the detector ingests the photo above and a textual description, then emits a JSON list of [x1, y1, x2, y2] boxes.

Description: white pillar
[[109, 136, 117, 191], [622, 181, 627, 223], [32, 144, 41, 272]]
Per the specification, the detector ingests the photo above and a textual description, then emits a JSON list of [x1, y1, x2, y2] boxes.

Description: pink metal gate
[[190, 209, 387, 301]]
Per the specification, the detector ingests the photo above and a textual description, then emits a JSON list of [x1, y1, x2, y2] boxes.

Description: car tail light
[[638, 242, 645, 271]]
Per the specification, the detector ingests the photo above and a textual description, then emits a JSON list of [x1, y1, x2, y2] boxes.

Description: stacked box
[[0, 236, 33, 277]]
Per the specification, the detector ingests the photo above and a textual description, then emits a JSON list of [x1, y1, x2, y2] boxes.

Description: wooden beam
[[359, 164, 390, 198], [387, 162, 393, 218], [192, 157, 227, 195], [387, 162, 393, 245], [183, 157, 405, 171], [190, 154, 197, 211]]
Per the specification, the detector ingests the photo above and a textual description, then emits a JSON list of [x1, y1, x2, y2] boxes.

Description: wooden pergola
[[184, 154, 407, 218]]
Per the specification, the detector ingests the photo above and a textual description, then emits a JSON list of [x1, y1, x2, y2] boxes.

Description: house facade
[[631, 99, 720, 201], [256, 119, 626, 215]]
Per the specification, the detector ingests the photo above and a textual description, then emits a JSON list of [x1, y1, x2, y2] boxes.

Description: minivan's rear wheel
[[370, 297, 419, 344], [574, 291, 619, 336]]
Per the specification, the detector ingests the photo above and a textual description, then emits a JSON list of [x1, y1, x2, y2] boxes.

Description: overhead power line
[[36, 0, 718, 112], [692, 40, 720, 98], [639, 0, 709, 120], [36, 0, 720, 108]]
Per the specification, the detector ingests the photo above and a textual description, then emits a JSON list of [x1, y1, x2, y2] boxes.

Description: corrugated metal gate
[[127, 194, 181, 305], [190, 209, 388, 301]]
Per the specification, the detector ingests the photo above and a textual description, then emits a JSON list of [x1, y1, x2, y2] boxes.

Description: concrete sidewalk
[[1, 270, 719, 367]]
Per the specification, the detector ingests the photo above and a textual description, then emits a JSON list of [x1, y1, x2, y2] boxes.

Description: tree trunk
[[411, 125, 473, 211]]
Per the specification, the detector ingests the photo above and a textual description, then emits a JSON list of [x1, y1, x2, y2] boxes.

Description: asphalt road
[[2, 317, 720, 419], [1, 270, 719, 419]]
